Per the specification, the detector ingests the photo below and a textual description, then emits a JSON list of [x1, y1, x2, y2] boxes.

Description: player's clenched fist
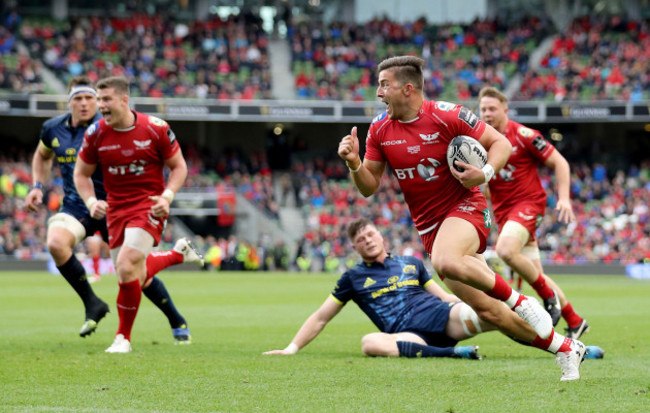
[[88, 199, 108, 220], [338, 126, 360, 166]]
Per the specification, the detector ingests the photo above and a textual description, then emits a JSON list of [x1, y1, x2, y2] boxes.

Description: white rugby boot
[[556, 339, 586, 381], [173, 237, 205, 266], [105, 334, 132, 353], [514, 296, 553, 339]]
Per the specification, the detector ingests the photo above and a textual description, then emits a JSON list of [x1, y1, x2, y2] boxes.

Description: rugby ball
[[446, 135, 487, 172]]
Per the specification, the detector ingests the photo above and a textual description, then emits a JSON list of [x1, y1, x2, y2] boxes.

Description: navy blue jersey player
[[25, 76, 203, 343], [332, 254, 462, 348], [265, 218, 497, 359]]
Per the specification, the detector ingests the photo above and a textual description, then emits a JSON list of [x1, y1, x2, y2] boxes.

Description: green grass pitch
[[1, 271, 649, 412]]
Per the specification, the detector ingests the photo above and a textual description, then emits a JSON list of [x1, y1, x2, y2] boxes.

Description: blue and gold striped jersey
[[38, 112, 105, 218], [330, 254, 450, 335]]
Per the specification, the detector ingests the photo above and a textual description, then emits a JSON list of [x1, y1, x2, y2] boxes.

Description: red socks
[[145, 250, 183, 282], [92, 256, 100, 275], [561, 303, 583, 328], [530, 274, 555, 300], [531, 330, 573, 354], [116, 279, 142, 341], [486, 273, 514, 301]]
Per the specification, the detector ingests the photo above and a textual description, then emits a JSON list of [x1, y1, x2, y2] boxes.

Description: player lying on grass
[[264, 218, 604, 361]]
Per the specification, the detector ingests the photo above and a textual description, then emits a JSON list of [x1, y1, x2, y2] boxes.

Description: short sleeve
[[518, 126, 555, 163], [330, 271, 355, 304]]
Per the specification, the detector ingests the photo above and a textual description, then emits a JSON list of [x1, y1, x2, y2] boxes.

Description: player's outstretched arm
[[337, 126, 385, 197], [263, 297, 343, 355], [544, 150, 575, 224], [25, 143, 54, 211]]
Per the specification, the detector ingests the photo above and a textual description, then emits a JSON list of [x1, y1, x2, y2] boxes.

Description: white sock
[[547, 330, 568, 354], [505, 290, 522, 309]]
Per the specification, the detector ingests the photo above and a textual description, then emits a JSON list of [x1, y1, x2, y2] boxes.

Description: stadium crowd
[[513, 15, 650, 102], [17, 11, 272, 99], [0, 9, 45, 94], [289, 16, 548, 101], [2, 9, 649, 103]]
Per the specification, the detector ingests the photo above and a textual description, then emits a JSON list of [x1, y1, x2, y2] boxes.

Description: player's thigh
[[430, 217, 481, 263], [111, 228, 154, 279], [46, 213, 84, 260]]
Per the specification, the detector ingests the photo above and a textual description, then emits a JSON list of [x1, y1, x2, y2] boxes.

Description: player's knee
[[360, 333, 382, 356], [495, 243, 517, 264], [46, 237, 71, 260], [431, 255, 465, 282], [115, 257, 140, 282]]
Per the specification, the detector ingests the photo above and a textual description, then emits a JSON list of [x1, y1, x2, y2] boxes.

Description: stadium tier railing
[[2, 94, 650, 123]]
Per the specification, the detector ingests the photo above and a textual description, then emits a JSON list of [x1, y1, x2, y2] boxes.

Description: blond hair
[[478, 86, 508, 107]]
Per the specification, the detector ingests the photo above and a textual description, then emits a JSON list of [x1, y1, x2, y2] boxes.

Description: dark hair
[[67, 76, 94, 93], [347, 217, 374, 241], [478, 86, 508, 106], [377, 56, 424, 91], [96, 76, 130, 95]]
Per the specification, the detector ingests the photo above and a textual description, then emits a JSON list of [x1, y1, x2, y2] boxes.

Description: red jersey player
[[337, 56, 585, 381], [479, 86, 588, 340], [74, 76, 192, 353]]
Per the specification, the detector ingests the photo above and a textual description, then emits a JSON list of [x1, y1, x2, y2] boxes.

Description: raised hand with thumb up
[[338, 126, 361, 170]]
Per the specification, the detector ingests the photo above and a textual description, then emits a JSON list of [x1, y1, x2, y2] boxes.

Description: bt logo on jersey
[[394, 158, 441, 182], [108, 160, 147, 176]]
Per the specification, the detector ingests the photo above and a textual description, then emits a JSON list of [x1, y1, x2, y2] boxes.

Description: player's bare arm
[[263, 297, 343, 355], [452, 124, 512, 188], [424, 281, 459, 303], [149, 150, 188, 218], [25, 142, 55, 211], [73, 157, 107, 219], [337, 126, 385, 197], [544, 150, 575, 224]]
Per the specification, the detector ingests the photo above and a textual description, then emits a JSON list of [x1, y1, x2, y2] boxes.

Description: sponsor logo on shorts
[[148, 214, 160, 226], [483, 208, 492, 228], [518, 211, 535, 221], [457, 205, 476, 213]]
